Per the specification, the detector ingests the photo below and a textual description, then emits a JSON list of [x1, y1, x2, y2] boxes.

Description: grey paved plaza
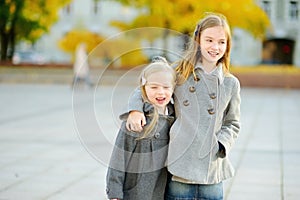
[[0, 69, 300, 199]]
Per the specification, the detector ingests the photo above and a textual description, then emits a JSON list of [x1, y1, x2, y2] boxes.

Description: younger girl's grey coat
[[106, 103, 175, 200]]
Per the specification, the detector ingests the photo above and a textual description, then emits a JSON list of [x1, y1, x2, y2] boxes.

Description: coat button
[[154, 132, 160, 138], [189, 86, 196, 93], [183, 100, 190, 106], [209, 93, 216, 99], [207, 108, 215, 115]]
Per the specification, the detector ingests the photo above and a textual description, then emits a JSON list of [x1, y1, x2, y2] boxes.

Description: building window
[[261, 0, 271, 17], [93, 0, 101, 15], [289, 1, 299, 20]]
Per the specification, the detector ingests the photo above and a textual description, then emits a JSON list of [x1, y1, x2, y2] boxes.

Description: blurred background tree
[[0, 0, 71, 61], [59, 0, 271, 68], [58, 28, 148, 67], [89, 34, 149, 68], [111, 0, 271, 44], [58, 29, 104, 55]]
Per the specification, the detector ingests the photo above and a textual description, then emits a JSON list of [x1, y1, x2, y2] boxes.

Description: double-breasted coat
[[106, 103, 175, 200], [128, 64, 241, 184]]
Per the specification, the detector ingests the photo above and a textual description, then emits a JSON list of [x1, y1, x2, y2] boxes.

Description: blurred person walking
[[71, 43, 93, 88]]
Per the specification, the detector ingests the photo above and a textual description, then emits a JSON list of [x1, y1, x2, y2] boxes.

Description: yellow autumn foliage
[[112, 0, 271, 38], [58, 28, 148, 67], [21, 0, 71, 41], [58, 29, 104, 54], [90, 36, 148, 68]]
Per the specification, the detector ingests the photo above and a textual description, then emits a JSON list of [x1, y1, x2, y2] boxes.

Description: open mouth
[[155, 97, 166, 104], [208, 51, 218, 57]]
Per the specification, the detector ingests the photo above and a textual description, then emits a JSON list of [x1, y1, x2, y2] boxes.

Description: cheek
[[200, 43, 210, 54], [145, 89, 154, 98], [165, 90, 173, 98], [146, 91, 154, 98], [220, 44, 227, 51], [199, 42, 205, 50]]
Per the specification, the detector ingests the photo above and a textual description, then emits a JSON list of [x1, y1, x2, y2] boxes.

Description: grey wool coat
[[106, 103, 175, 200], [128, 64, 241, 184]]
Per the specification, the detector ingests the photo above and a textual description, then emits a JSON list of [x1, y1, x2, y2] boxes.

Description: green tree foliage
[[111, 0, 271, 38], [0, 0, 71, 61]]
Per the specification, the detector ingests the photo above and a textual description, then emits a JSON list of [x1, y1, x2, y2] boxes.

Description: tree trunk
[[0, 0, 24, 61], [0, 32, 9, 61], [8, 20, 16, 60], [162, 21, 170, 60]]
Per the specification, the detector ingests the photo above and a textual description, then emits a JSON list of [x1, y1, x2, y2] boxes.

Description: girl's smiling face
[[200, 26, 227, 66], [144, 71, 174, 110]]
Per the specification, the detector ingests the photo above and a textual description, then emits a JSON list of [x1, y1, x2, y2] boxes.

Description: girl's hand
[[126, 111, 146, 132]]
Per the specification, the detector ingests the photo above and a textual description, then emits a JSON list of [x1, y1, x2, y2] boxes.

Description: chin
[[155, 103, 167, 108]]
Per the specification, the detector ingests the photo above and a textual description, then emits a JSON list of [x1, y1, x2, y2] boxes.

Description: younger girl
[[106, 57, 177, 200], [126, 13, 241, 200]]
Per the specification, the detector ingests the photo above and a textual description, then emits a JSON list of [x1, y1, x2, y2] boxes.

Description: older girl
[[126, 13, 241, 200]]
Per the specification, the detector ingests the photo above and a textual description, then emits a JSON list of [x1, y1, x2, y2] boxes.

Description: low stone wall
[[233, 72, 300, 88], [231, 65, 300, 89], [1, 64, 300, 88]]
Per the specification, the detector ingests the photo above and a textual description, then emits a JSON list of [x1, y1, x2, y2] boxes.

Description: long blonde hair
[[138, 57, 176, 139], [176, 12, 232, 83]]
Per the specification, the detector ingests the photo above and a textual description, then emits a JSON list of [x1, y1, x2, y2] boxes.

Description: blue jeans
[[165, 178, 223, 200]]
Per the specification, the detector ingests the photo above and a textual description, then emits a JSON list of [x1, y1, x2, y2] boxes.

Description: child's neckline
[[157, 106, 168, 115]]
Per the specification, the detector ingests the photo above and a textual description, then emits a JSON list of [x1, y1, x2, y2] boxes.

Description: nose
[[211, 42, 218, 50], [157, 87, 164, 94]]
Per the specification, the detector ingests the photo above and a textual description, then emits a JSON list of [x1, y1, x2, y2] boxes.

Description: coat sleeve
[[118, 88, 144, 120], [127, 88, 144, 113], [217, 78, 241, 157], [106, 122, 137, 199]]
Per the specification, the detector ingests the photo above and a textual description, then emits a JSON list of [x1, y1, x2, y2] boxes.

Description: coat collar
[[194, 63, 224, 85]]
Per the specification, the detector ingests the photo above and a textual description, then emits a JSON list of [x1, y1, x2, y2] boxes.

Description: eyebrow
[[146, 82, 173, 87], [204, 36, 226, 40]]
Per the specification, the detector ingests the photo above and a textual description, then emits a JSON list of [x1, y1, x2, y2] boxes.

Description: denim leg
[[197, 182, 223, 200], [165, 179, 195, 200], [165, 179, 223, 200]]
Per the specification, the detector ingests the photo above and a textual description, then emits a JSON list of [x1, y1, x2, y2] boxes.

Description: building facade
[[258, 0, 300, 66], [28, 0, 300, 66], [231, 0, 300, 66]]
